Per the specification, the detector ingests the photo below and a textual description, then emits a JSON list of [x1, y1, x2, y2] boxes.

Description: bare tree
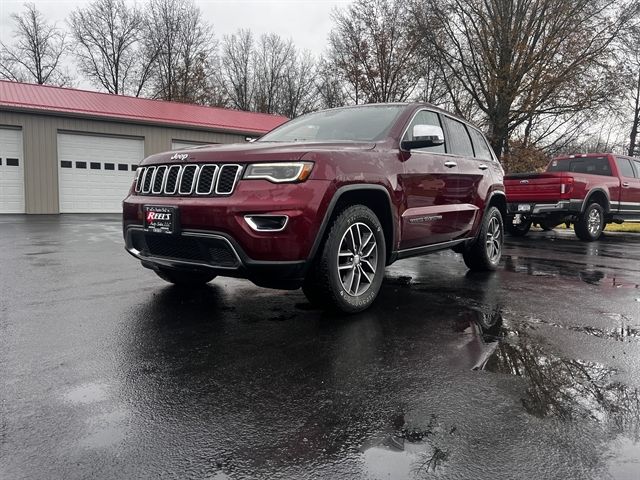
[[327, 0, 422, 104], [280, 51, 318, 117], [411, 0, 635, 158], [143, 0, 215, 103], [253, 33, 295, 114], [315, 57, 347, 109], [68, 0, 153, 96], [0, 3, 71, 85], [220, 29, 255, 111]]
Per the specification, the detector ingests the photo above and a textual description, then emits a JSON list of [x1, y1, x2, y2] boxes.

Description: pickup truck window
[[442, 116, 474, 157], [548, 157, 612, 176], [634, 160, 640, 178], [258, 105, 404, 143], [402, 110, 445, 153], [468, 128, 493, 161], [616, 157, 635, 178]]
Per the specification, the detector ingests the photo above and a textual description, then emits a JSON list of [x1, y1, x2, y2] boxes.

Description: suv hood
[[144, 141, 376, 165]]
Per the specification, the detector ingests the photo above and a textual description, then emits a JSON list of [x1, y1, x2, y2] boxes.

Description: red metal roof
[[0, 80, 288, 135]]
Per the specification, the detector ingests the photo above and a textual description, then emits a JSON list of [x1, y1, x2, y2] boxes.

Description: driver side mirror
[[401, 124, 445, 150]]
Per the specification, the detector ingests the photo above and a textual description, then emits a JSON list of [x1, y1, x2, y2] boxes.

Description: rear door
[[399, 109, 463, 248], [439, 116, 486, 238], [616, 157, 640, 216]]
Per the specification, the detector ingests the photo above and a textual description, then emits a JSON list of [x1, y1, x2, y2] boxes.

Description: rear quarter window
[[468, 128, 493, 161]]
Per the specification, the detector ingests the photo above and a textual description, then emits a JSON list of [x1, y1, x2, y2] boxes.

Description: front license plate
[[144, 205, 177, 234], [517, 204, 532, 212]]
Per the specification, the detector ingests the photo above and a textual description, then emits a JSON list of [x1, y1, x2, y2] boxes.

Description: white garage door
[[58, 133, 144, 213], [0, 127, 25, 213], [171, 140, 211, 150]]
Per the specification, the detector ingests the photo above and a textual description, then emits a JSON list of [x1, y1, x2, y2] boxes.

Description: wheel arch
[[485, 190, 507, 219], [583, 188, 610, 213], [308, 184, 397, 264]]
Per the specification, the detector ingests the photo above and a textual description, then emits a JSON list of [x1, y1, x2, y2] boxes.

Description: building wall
[[0, 110, 246, 213]]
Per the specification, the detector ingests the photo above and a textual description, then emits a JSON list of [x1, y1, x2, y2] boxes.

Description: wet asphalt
[[1, 215, 640, 480]]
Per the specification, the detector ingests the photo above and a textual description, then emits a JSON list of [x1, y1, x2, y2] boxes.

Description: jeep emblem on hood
[[170, 153, 189, 161]]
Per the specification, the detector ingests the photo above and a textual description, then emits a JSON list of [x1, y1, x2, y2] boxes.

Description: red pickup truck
[[504, 153, 640, 241]]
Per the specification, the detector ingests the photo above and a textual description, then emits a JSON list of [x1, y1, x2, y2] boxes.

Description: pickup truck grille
[[135, 164, 242, 196]]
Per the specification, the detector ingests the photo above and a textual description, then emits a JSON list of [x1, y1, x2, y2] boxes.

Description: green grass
[[550, 223, 640, 233]]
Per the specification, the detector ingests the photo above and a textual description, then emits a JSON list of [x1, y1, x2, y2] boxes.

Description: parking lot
[[1, 214, 639, 479]]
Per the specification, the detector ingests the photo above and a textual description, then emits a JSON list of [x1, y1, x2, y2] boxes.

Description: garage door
[[0, 127, 25, 214], [171, 140, 211, 150], [58, 133, 144, 213]]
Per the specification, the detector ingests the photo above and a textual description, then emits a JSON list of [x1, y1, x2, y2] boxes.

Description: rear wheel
[[155, 268, 216, 286], [574, 202, 604, 241], [505, 216, 532, 237], [303, 205, 386, 313], [463, 206, 504, 271]]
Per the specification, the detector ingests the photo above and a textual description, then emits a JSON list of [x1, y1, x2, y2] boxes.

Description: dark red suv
[[123, 103, 506, 312]]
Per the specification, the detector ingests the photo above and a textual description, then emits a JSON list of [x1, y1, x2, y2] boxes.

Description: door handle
[[444, 161, 457, 168], [478, 164, 489, 170], [622, 182, 630, 188]]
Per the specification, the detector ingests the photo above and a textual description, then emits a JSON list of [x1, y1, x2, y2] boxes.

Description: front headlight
[[243, 162, 314, 183]]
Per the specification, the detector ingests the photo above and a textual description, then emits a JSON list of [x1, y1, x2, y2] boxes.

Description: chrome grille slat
[[196, 165, 218, 195], [142, 166, 155, 194], [215, 165, 242, 195], [137, 163, 242, 196], [152, 166, 167, 194], [179, 165, 199, 194], [164, 165, 181, 194]]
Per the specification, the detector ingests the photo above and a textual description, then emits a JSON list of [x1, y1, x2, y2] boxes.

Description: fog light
[[244, 215, 288, 232]]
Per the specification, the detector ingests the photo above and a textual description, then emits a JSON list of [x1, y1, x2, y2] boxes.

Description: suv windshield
[[258, 105, 405, 143], [547, 157, 612, 176]]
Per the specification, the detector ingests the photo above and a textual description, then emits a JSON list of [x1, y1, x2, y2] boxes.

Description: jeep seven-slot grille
[[135, 164, 242, 196]]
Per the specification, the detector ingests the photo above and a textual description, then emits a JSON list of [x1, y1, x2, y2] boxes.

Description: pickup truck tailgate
[[504, 172, 571, 202]]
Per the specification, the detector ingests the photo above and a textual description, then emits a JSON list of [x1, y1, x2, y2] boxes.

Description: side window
[[468, 128, 493, 161], [616, 157, 635, 178], [442, 116, 474, 157], [634, 160, 640, 178], [402, 110, 445, 153]]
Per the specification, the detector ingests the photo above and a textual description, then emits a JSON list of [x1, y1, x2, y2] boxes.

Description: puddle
[[524, 314, 640, 342], [607, 436, 640, 480], [63, 382, 109, 404], [503, 255, 640, 288]]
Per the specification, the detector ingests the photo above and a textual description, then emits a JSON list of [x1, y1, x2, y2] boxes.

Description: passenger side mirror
[[401, 124, 445, 150]]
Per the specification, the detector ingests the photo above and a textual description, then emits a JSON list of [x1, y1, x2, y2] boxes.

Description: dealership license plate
[[144, 205, 177, 234], [517, 204, 532, 212]]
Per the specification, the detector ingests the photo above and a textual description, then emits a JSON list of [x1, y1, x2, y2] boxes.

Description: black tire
[[155, 268, 216, 286], [574, 202, 604, 241], [505, 216, 532, 237], [462, 206, 504, 271], [303, 205, 386, 313]]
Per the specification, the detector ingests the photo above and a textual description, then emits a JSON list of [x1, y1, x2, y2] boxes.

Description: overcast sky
[[0, 0, 349, 87]]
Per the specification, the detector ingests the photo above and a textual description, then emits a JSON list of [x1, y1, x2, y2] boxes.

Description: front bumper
[[124, 225, 307, 289]]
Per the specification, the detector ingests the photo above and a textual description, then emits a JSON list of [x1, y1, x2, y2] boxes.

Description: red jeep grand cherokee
[[123, 103, 506, 312]]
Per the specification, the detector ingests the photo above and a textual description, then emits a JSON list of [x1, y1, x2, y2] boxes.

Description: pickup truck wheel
[[303, 205, 386, 313], [574, 202, 604, 241], [155, 268, 216, 286], [463, 206, 504, 271], [505, 216, 531, 237]]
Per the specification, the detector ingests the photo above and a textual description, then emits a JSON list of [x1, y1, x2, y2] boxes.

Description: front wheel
[[462, 206, 504, 271], [574, 202, 604, 241], [303, 205, 386, 313], [155, 268, 216, 286]]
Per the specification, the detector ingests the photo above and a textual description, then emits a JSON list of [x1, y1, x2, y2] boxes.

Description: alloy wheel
[[485, 216, 502, 263], [337, 222, 378, 296], [587, 208, 602, 236]]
